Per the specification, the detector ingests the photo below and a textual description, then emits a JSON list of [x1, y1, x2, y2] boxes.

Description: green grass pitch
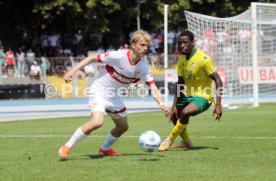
[[0, 103, 276, 181]]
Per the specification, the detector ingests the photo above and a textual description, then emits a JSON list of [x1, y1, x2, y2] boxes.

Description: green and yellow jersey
[[177, 48, 217, 103]]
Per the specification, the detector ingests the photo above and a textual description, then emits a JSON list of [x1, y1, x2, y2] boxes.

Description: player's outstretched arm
[[212, 73, 223, 121], [64, 55, 98, 83], [150, 84, 170, 117], [170, 76, 185, 122]]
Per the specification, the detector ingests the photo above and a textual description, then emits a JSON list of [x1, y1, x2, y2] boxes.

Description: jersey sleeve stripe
[[97, 54, 102, 63], [146, 80, 155, 86], [209, 72, 218, 78]]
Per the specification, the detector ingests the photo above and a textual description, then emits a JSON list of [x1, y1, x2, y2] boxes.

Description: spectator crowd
[[0, 28, 186, 81]]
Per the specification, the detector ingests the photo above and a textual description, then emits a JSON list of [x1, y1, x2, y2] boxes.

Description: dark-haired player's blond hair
[[130, 30, 152, 45]]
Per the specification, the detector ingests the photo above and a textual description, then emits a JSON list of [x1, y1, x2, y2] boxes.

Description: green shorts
[[176, 93, 211, 113]]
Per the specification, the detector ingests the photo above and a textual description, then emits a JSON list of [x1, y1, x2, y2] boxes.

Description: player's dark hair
[[178, 31, 194, 41]]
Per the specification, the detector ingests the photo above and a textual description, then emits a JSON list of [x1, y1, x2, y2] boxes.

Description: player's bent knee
[[180, 107, 199, 117], [93, 120, 104, 129], [117, 122, 129, 133], [115, 121, 128, 132], [120, 124, 129, 132], [170, 113, 178, 125], [88, 118, 104, 130], [179, 110, 191, 118]]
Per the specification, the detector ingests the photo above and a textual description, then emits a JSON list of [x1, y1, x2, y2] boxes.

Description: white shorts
[[88, 95, 127, 119]]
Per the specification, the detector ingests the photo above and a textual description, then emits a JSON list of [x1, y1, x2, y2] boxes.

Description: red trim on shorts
[[127, 50, 140, 66], [105, 65, 140, 84], [146, 80, 155, 86], [97, 54, 102, 63], [106, 107, 126, 114]]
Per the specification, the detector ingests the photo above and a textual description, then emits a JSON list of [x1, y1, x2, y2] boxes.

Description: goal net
[[184, 2, 276, 107]]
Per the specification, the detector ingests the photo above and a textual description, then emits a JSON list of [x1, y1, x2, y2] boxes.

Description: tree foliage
[[0, 0, 274, 48]]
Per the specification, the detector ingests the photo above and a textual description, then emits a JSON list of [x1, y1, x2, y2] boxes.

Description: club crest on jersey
[[134, 71, 140, 78], [191, 62, 195, 68]]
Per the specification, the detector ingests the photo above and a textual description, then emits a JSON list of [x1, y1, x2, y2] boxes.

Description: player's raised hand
[[213, 105, 222, 121]]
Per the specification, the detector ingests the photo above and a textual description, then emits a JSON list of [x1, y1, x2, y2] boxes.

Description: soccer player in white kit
[[58, 30, 170, 159]]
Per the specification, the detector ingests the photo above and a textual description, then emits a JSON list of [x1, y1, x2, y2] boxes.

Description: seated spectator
[[30, 61, 42, 80], [63, 47, 72, 56]]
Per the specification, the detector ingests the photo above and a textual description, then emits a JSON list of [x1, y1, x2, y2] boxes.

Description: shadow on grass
[[138, 158, 160, 161], [84, 153, 166, 160], [58, 147, 217, 162], [169, 146, 219, 152], [58, 153, 165, 162]]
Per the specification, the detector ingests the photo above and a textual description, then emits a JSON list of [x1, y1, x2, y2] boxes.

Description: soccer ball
[[139, 130, 161, 152]]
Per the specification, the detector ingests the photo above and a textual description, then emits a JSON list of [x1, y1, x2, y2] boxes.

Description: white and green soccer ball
[[139, 130, 161, 152]]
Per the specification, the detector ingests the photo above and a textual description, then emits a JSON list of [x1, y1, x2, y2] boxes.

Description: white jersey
[[87, 49, 155, 117], [90, 49, 154, 98]]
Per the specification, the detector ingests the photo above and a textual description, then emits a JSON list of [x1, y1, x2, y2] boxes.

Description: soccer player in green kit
[[159, 31, 223, 151]]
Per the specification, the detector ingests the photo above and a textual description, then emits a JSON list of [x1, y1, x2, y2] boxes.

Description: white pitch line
[[0, 135, 276, 140], [201, 136, 276, 140], [0, 135, 139, 138]]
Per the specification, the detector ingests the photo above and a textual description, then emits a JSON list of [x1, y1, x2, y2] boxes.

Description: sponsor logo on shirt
[[184, 70, 195, 80], [106, 65, 140, 84]]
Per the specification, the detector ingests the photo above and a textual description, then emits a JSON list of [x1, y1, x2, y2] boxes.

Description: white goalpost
[[184, 2, 276, 107], [164, 4, 169, 106]]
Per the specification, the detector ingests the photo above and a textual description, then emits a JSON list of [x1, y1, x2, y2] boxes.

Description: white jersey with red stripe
[[91, 49, 154, 97], [87, 49, 155, 117]]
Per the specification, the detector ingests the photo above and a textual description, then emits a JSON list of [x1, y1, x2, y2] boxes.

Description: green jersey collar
[[186, 48, 197, 60]]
